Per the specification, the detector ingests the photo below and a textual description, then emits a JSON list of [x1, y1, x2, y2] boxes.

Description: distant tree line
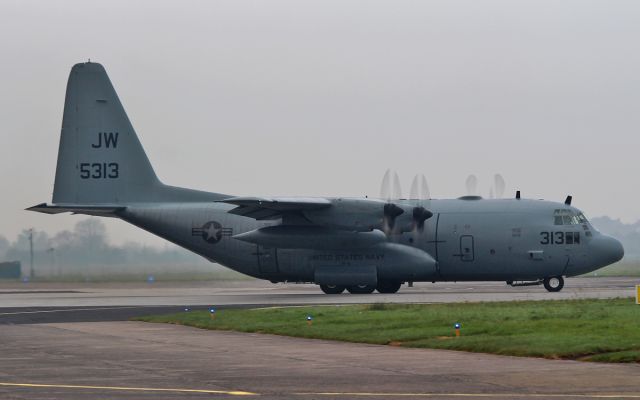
[[590, 217, 640, 259], [0, 218, 211, 278]]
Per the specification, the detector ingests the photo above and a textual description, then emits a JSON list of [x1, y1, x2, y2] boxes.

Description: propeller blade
[[409, 175, 419, 200], [408, 174, 433, 234], [420, 174, 430, 201], [379, 170, 404, 239], [383, 203, 404, 234], [412, 206, 433, 232], [465, 174, 478, 196], [494, 174, 505, 198], [380, 169, 392, 201], [392, 171, 402, 200]]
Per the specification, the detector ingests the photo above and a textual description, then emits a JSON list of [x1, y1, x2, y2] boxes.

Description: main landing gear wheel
[[320, 284, 345, 294], [543, 276, 564, 292], [346, 284, 376, 294], [376, 281, 402, 294]]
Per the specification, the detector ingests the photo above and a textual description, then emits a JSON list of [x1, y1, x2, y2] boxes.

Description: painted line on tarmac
[[0, 382, 256, 396], [0, 306, 142, 316], [295, 392, 640, 398], [1, 383, 639, 398]]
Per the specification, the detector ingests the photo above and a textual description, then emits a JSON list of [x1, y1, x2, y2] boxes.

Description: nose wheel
[[543, 276, 564, 292]]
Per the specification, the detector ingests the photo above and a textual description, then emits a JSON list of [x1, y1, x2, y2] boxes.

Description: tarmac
[[0, 277, 639, 399]]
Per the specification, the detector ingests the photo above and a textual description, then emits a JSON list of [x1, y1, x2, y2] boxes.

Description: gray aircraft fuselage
[[29, 62, 624, 294], [119, 197, 622, 284]]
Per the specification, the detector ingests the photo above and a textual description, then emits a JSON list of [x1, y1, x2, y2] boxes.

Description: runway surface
[[0, 276, 636, 309], [1, 321, 639, 399], [0, 277, 638, 399]]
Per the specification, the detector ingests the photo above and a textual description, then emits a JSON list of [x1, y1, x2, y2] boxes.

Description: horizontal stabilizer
[[218, 197, 331, 220], [26, 203, 125, 217]]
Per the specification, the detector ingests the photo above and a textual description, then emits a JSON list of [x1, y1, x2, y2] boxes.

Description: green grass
[[135, 298, 640, 363]]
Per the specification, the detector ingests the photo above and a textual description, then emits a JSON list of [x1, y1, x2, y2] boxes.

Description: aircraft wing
[[217, 197, 331, 220]]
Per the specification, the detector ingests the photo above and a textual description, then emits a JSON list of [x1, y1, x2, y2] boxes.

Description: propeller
[[379, 169, 404, 236], [465, 173, 506, 198], [409, 174, 433, 236], [465, 174, 478, 196], [380, 170, 433, 239]]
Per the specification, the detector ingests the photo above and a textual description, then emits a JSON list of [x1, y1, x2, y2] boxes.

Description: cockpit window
[[554, 210, 587, 225]]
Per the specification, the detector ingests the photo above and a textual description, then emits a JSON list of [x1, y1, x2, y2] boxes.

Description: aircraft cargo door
[[257, 245, 279, 274]]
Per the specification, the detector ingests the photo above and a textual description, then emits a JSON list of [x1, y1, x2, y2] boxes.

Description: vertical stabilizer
[[53, 62, 159, 203], [52, 62, 222, 204]]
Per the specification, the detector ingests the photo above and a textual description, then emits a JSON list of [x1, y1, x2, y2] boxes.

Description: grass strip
[[134, 298, 640, 363]]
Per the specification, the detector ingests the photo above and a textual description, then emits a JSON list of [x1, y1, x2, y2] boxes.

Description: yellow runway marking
[[296, 392, 640, 398], [3, 383, 639, 398], [0, 382, 256, 396]]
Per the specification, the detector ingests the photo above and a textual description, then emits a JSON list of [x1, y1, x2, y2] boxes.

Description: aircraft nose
[[592, 235, 624, 266]]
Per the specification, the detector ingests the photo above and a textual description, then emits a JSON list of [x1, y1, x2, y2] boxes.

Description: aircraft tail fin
[[51, 62, 222, 205]]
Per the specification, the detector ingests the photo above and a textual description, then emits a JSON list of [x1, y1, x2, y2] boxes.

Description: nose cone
[[592, 235, 624, 267]]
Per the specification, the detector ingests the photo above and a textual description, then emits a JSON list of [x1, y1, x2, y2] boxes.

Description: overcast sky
[[1, 0, 639, 247]]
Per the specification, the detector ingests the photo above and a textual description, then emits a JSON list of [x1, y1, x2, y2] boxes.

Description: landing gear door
[[460, 235, 474, 262], [257, 245, 279, 274]]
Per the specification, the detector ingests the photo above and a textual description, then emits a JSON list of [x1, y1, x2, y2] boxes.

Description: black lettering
[[80, 163, 90, 179], [565, 232, 574, 244], [104, 132, 119, 148], [92, 132, 119, 148], [554, 231, 564, 245], [91, 163, 101, 178], [91, 134, 102, 148], [540, 232, 550, 244], [79, 162, 119, 179], [108, 163, 119, 178]]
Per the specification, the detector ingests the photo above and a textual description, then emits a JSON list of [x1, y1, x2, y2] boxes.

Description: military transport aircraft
[[28, 62, 624, 294]]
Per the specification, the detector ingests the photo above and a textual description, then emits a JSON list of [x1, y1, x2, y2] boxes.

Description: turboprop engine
[[301, 198, 432, 235]]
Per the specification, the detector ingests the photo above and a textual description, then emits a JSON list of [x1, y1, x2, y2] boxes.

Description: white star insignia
[[205, 223, 220, 240]]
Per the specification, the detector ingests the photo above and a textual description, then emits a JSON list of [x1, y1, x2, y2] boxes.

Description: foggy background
[[1, 0, 639, 253]]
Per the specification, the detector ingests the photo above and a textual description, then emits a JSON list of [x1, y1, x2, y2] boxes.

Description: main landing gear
[[319, 284, 346, 294], [319, 281, 402, 295]]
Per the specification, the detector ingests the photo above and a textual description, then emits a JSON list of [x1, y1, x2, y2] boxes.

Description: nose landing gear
[[543, 276, 564, 292]]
